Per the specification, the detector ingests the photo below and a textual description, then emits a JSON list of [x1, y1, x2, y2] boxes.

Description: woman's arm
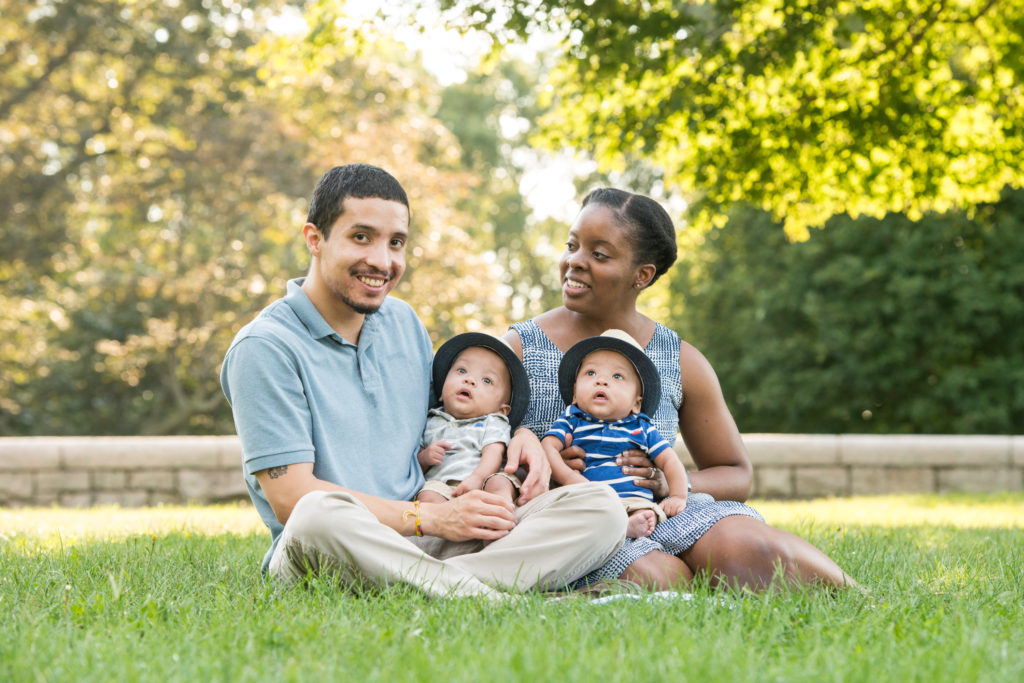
[[677, 341, 753, 501]]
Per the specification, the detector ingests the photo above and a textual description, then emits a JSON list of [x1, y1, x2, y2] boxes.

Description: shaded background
[[2, 0, 1022, 436]]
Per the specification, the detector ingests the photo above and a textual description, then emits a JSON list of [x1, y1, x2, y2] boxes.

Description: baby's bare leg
[[483, 475, 516, 505], [626, 509, 657, 539], [416, 489, 448, 503]]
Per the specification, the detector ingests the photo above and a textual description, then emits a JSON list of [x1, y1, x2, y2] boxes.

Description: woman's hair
[[580, 188, 677, 287]]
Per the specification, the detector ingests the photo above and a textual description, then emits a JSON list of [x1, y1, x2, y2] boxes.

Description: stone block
[[794, 467, 849, 498], [35, 471, 90, 494], [59, 492, 94, 508], [755, 467, 793, 499], [93, 491, 150, 507], [217, 437, 243, 468], [0, 438, 61, 471], [851, 467, 935, 495], [92, 470, 127, 490], [937, 467, 1020, 493], [33, 492, 59, 506], [839, 435, 1010, 467], [745, 434, 840, 465], [0, 473, 34, 499], [129, 470, 177, 491], [178, 469, 248, 503], [60, 436, 224, 470], [1013, 436, 1024, 468], [149, 492, 182, 505]]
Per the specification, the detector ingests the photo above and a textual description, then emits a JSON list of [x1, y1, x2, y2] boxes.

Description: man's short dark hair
[[306, 164, 410, 239]]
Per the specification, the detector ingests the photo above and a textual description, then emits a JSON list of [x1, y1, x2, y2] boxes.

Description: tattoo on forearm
[[267, 465, 289, 479]]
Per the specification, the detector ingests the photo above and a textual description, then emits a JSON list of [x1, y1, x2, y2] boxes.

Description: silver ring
[[649, 467, 656, 479]]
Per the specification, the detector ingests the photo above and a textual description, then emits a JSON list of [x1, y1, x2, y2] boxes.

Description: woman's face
[[559, 204, 640, 313]]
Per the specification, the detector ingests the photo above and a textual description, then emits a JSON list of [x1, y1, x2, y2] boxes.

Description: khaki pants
[[268, 482, 625, 599]]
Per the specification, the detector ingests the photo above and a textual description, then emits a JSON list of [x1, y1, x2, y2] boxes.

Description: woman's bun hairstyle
[[581, 188, 677, 287]]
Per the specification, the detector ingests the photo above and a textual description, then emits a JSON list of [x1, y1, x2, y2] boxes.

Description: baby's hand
[[660, 495, 688, 517], [417, 441, 451, 469], [452, 475, 484, 497]]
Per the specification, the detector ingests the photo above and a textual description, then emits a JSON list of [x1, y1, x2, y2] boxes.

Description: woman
[[504, 188, 856, 590]]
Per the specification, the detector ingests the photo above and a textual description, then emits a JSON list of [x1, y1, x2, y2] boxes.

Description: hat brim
[[431, 332, 530, 429], [558, 336, 661, 417]]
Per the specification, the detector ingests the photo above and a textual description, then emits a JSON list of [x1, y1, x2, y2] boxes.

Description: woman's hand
[[558, 433, 587, 473], [616, 449, 669, 499]]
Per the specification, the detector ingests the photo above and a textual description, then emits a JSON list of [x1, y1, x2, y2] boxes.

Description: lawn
[[1, 494, 1021, 682]]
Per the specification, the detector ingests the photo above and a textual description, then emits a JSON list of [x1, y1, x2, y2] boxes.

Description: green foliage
[[434, 0, 1024, 237], [2, 498, 1023, 681], [0, 1, 521, 435], [670, 188, 1024, 434], [434, 61, 565, 321]]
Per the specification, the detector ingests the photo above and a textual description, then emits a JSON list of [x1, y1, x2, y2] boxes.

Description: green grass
[[2, 495, 1022, 682]]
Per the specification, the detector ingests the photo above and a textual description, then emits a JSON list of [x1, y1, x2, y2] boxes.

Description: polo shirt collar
[[284, 278, 336, 341], [568, 403, 650, 426], [283, 278, 385, 347]]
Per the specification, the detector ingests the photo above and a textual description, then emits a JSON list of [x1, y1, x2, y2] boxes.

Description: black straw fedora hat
[[431, 332, 530, 429], [557, 329, 661, 417]]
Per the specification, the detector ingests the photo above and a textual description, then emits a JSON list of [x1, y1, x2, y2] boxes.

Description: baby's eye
[[482, 377, 493, 385], [613, 373, 624, 380], [456, 368, 467, 374], [585, 369, 596, 376]]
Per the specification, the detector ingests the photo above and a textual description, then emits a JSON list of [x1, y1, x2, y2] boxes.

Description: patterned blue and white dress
[[511, 319, 764, 586]]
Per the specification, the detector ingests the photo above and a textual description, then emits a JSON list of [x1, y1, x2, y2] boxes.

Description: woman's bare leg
[[619, 549, 694, 590], [680, 515, 858, 590]]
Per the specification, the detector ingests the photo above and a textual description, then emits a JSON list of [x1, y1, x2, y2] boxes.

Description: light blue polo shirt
[[220, 278, 432, 570]]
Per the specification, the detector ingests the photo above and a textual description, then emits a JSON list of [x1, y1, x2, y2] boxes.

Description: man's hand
[[505, 429, 551, 505], [417, 441, 450, 470], [420, 489, 517, 541]]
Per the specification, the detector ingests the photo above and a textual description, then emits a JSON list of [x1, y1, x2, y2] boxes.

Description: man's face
[[572, 349, 643, 421], [312, 197, 409, 315], [440, 346, 512, 420]]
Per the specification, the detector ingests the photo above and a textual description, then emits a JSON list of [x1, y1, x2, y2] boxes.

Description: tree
[[669, 189, 1024, 434], [0, 0, 510, 435], [429, 0, 1024, 237], [434, 61, 565, 320]]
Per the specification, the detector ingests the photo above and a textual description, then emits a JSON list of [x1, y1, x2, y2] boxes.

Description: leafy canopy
[[433, 0, 1024, 237]]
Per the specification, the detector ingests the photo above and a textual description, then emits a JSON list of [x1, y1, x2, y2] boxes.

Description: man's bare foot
[[626, 510, 657, 538]]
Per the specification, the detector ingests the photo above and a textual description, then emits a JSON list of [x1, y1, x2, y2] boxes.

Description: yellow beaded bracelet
[[402, 500, 423, 537]]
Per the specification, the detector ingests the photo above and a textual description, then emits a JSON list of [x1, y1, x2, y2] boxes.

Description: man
[[220, 164, 625, 598]]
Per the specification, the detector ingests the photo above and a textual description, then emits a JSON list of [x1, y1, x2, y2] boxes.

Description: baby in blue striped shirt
[[542, 330, 690, 538]]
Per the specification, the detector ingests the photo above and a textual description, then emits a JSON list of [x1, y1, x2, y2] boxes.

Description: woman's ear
[[633, 263, 657, 290]]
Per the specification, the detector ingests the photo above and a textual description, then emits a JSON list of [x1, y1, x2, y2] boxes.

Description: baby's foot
[[626, 510, 657, 538]]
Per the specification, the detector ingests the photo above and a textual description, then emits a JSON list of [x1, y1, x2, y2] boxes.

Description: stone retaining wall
[[1, 434, 1021, 507]]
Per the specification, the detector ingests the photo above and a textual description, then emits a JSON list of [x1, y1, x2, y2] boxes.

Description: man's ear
[[302, 223, 322, 256]]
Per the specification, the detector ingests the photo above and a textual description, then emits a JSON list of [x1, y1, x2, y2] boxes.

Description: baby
[[542, 329, 689, 538], [416, 332, 529, 505]]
